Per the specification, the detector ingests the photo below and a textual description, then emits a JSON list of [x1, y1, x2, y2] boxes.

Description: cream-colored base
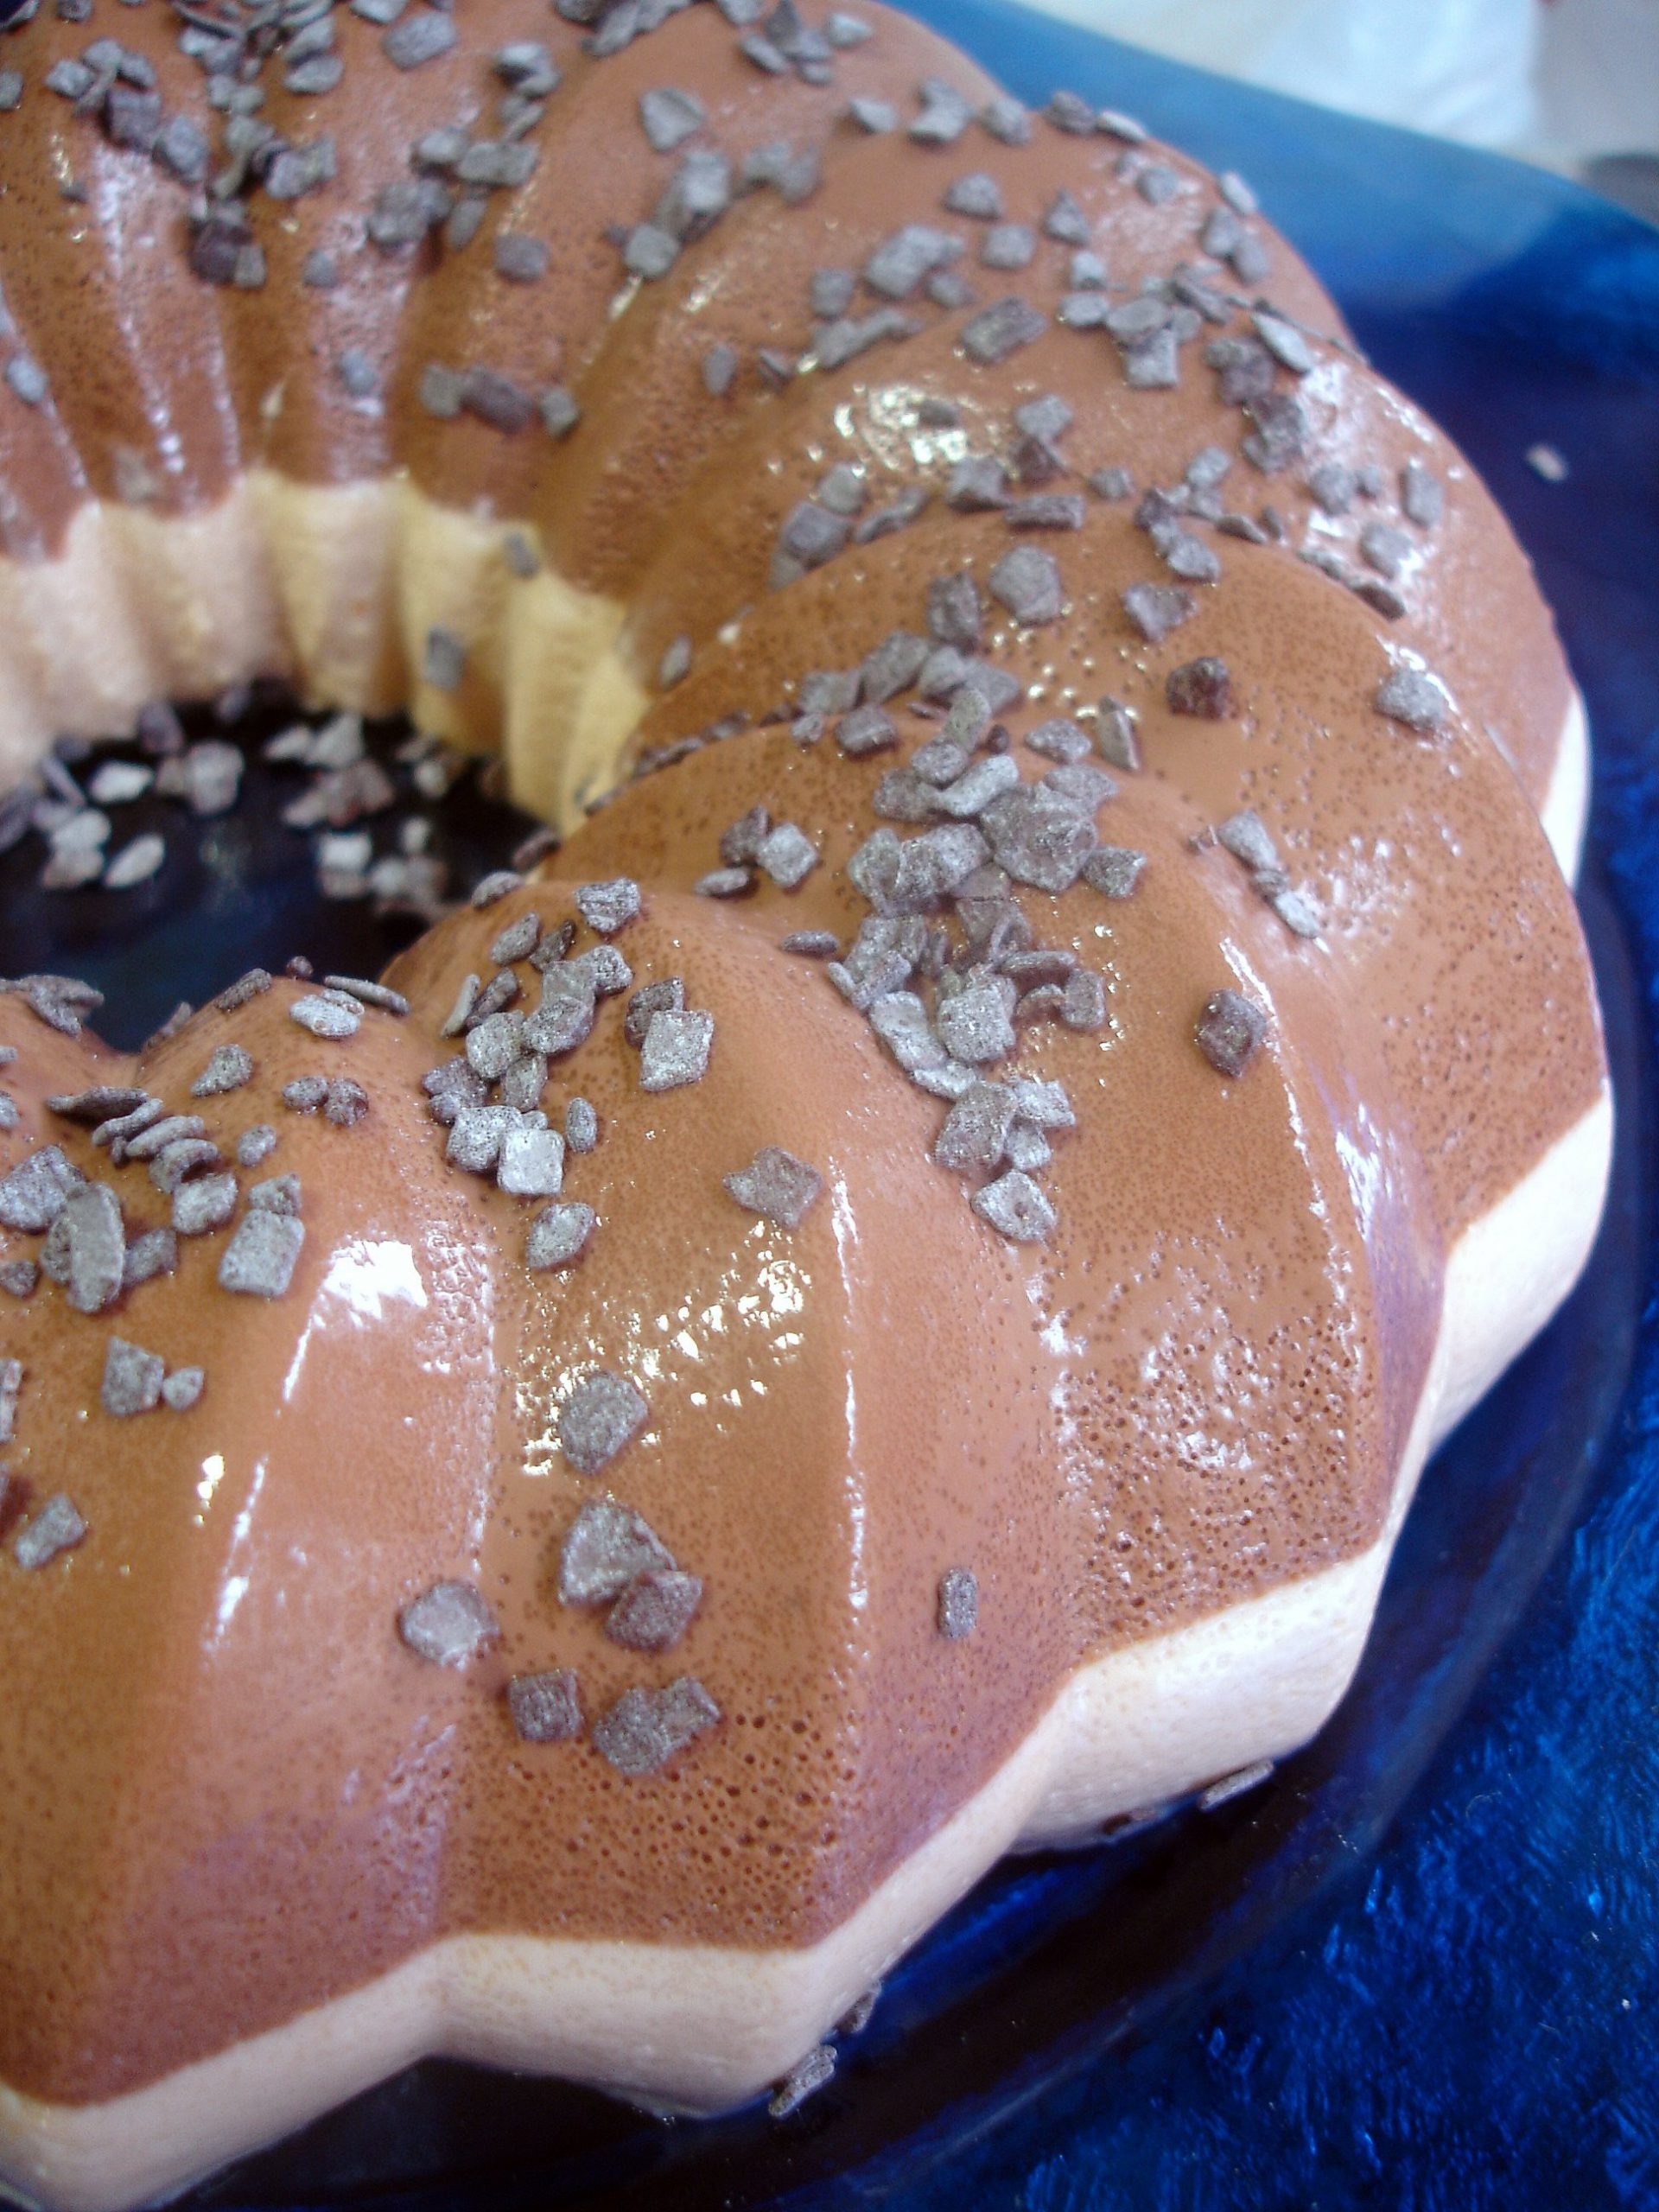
[[0, 1083, 1611, 2212], [0, 478, 642, 832]]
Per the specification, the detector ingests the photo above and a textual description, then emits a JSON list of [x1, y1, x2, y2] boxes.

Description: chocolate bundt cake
[[0, 0, 1610, 2205]]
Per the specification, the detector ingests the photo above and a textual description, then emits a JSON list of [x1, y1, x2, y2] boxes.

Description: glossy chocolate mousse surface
[[0, 0, 1607, 2127]]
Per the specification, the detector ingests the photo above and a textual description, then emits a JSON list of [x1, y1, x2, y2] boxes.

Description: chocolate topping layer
[[0, 0, 1605, 2125]]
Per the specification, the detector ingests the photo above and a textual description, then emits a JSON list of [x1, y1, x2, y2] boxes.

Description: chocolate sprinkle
[[218, 1210, 305, 1298], [1196, 988, 1269, 1077], [559, 1370, 648, 1476], [971, 1169, 1056, 1243], [724, 1147, 823, 1229], [769, 2045, 836, 2120], [606, 1568, 703, 1652], [103, 1335, 164, 1418], [526, 1200, 595, 1270], [1375, 667, 1449, 733], [938, 1566, 978, 1637], [397, 1579, 499, 1667], [560, 1498, 675, 1606], [509, 1669, 582, 1744], [1166, 658, 1233, 719], [592, 1676, 719, 1777], [14, 1494, 86, 1571], [190, 1044, 254, 1096]]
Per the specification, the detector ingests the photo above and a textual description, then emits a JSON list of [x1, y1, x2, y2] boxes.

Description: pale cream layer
[[0, 1084, 1610, 2212]]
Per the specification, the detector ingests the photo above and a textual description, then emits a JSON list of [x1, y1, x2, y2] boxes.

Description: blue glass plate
[[7, 8, 1658, 2205]]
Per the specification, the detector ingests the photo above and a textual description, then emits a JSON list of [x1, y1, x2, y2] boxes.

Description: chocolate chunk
[[1217, 810, 1281, 874], [576, 879, 641, 937], [927, 573, 982, 650], [938, 1567, 978, 1637], [835, 705, 898, 759], [174, 1173, 237, 1237], [1082, 846, 1147, 899], [509, 1669, 582, 1743], [191, 1044, 254, 1097], [103, 1336, 165, 1418], [937, 979, 1016, 1065], [162, 1367, 204, 1413], [447, 1106, 514, 1174], [1122, 583, 1195, 645], [283, 1077, 328, 1116], [591, 1676, 719, 1777], [755, 823, 819, 889], [48, 1086, 148, 1126], [122, 1228, 176, 1291], [0, 1262, 37, 1300], [398, 1579, 499, 1667], [289, 994, 360, 1040], [560, 1498, 674, 1606], [525, 971, 596, 1060], [625, 978, 686, 1048], [781, 931, 840, 959], [0, 1146, 80, 1232], [526, 1201, 595, 1271], [560, 1370, 648, 1476], [769, 2045, 836, 2120], [219, 1210, 304, 1298], [55, 1183, 124, 1314], [988, 545, 1063, 626], [1166, 658, 1233, 719], [322, 976, 410, 1017], [249, 1175, 302, 1218], [1061, 970, 1108, 1031], [236, 1126, 277, 1169], [15, 1495, 86, 1571], [639, 1008, 714, 1092], [962, 296, 1047, 366], [978, 788, 1096, 893], [498, 1126, 564, 1198], [383, 11, 456, 67], [1400, 459, 1444, 529], [1375, 667, 1449, 733], [1196, 988, 1268, 1076], [606, 1568, 703, 1652], [971, 1169, 1056, 1243], [724, 1147, 823, 1229], [0, 1359, 18, 1444], [935, 1081, 1016, 1173], [466, 1010, 527, 1082]]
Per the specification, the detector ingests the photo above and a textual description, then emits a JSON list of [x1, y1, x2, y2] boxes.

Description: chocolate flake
[[938, 1566, 978, 1637], [191, 1044, 254, 1096], [1081, 846, 1146, 899], [236, 1126, 277, 1169], [498, 1125, 565, 1198], [0, 1359, 18, 1444], [1166, 658, 1233, 719], [56, 1183, 124, 1313], [172, 1173, 236, 1237], [103, 1335, 165, 1418], [0, 1146, 79, 1233], [526, 1200, 595, 1270], [971, 1169, 1056, 1243], [289, 993, 360, 1041], [781, 931, 839, 960], [398, 1579, 499, 1667], [1375, 666, 1449, 733], [15, 1495, 86, 1571], [606, 1568, 703, 1652], [215, 967, 273, 1014], [1400, 459, 1444, 529], [592, 1676, 719, 1777], [961, 296, 1046, 365], [724, 1147, 823, 1229], [250, 1175, 302, 1218], [1196, 988, 1268, 1077], [122, 1228, 176, 1291], [560, 1370, 648, 1476], [936, 1081, 1015, 1173], [219, 1209, 305, 1298], [553, 1472, 673, 1605], [509, 1669, 582, 1743], [282, 1077, 328, 1115], [162, 1367, 205, 1413], [988, 545, 1063, 626], [1122, 583, 1195, 645], [48, 1085, 148, 1126], [575, 879, 640, 937], [0, 1262, 38, 1300], [769, 2046, 836, 2120], [322, 976, 410, 1017]]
